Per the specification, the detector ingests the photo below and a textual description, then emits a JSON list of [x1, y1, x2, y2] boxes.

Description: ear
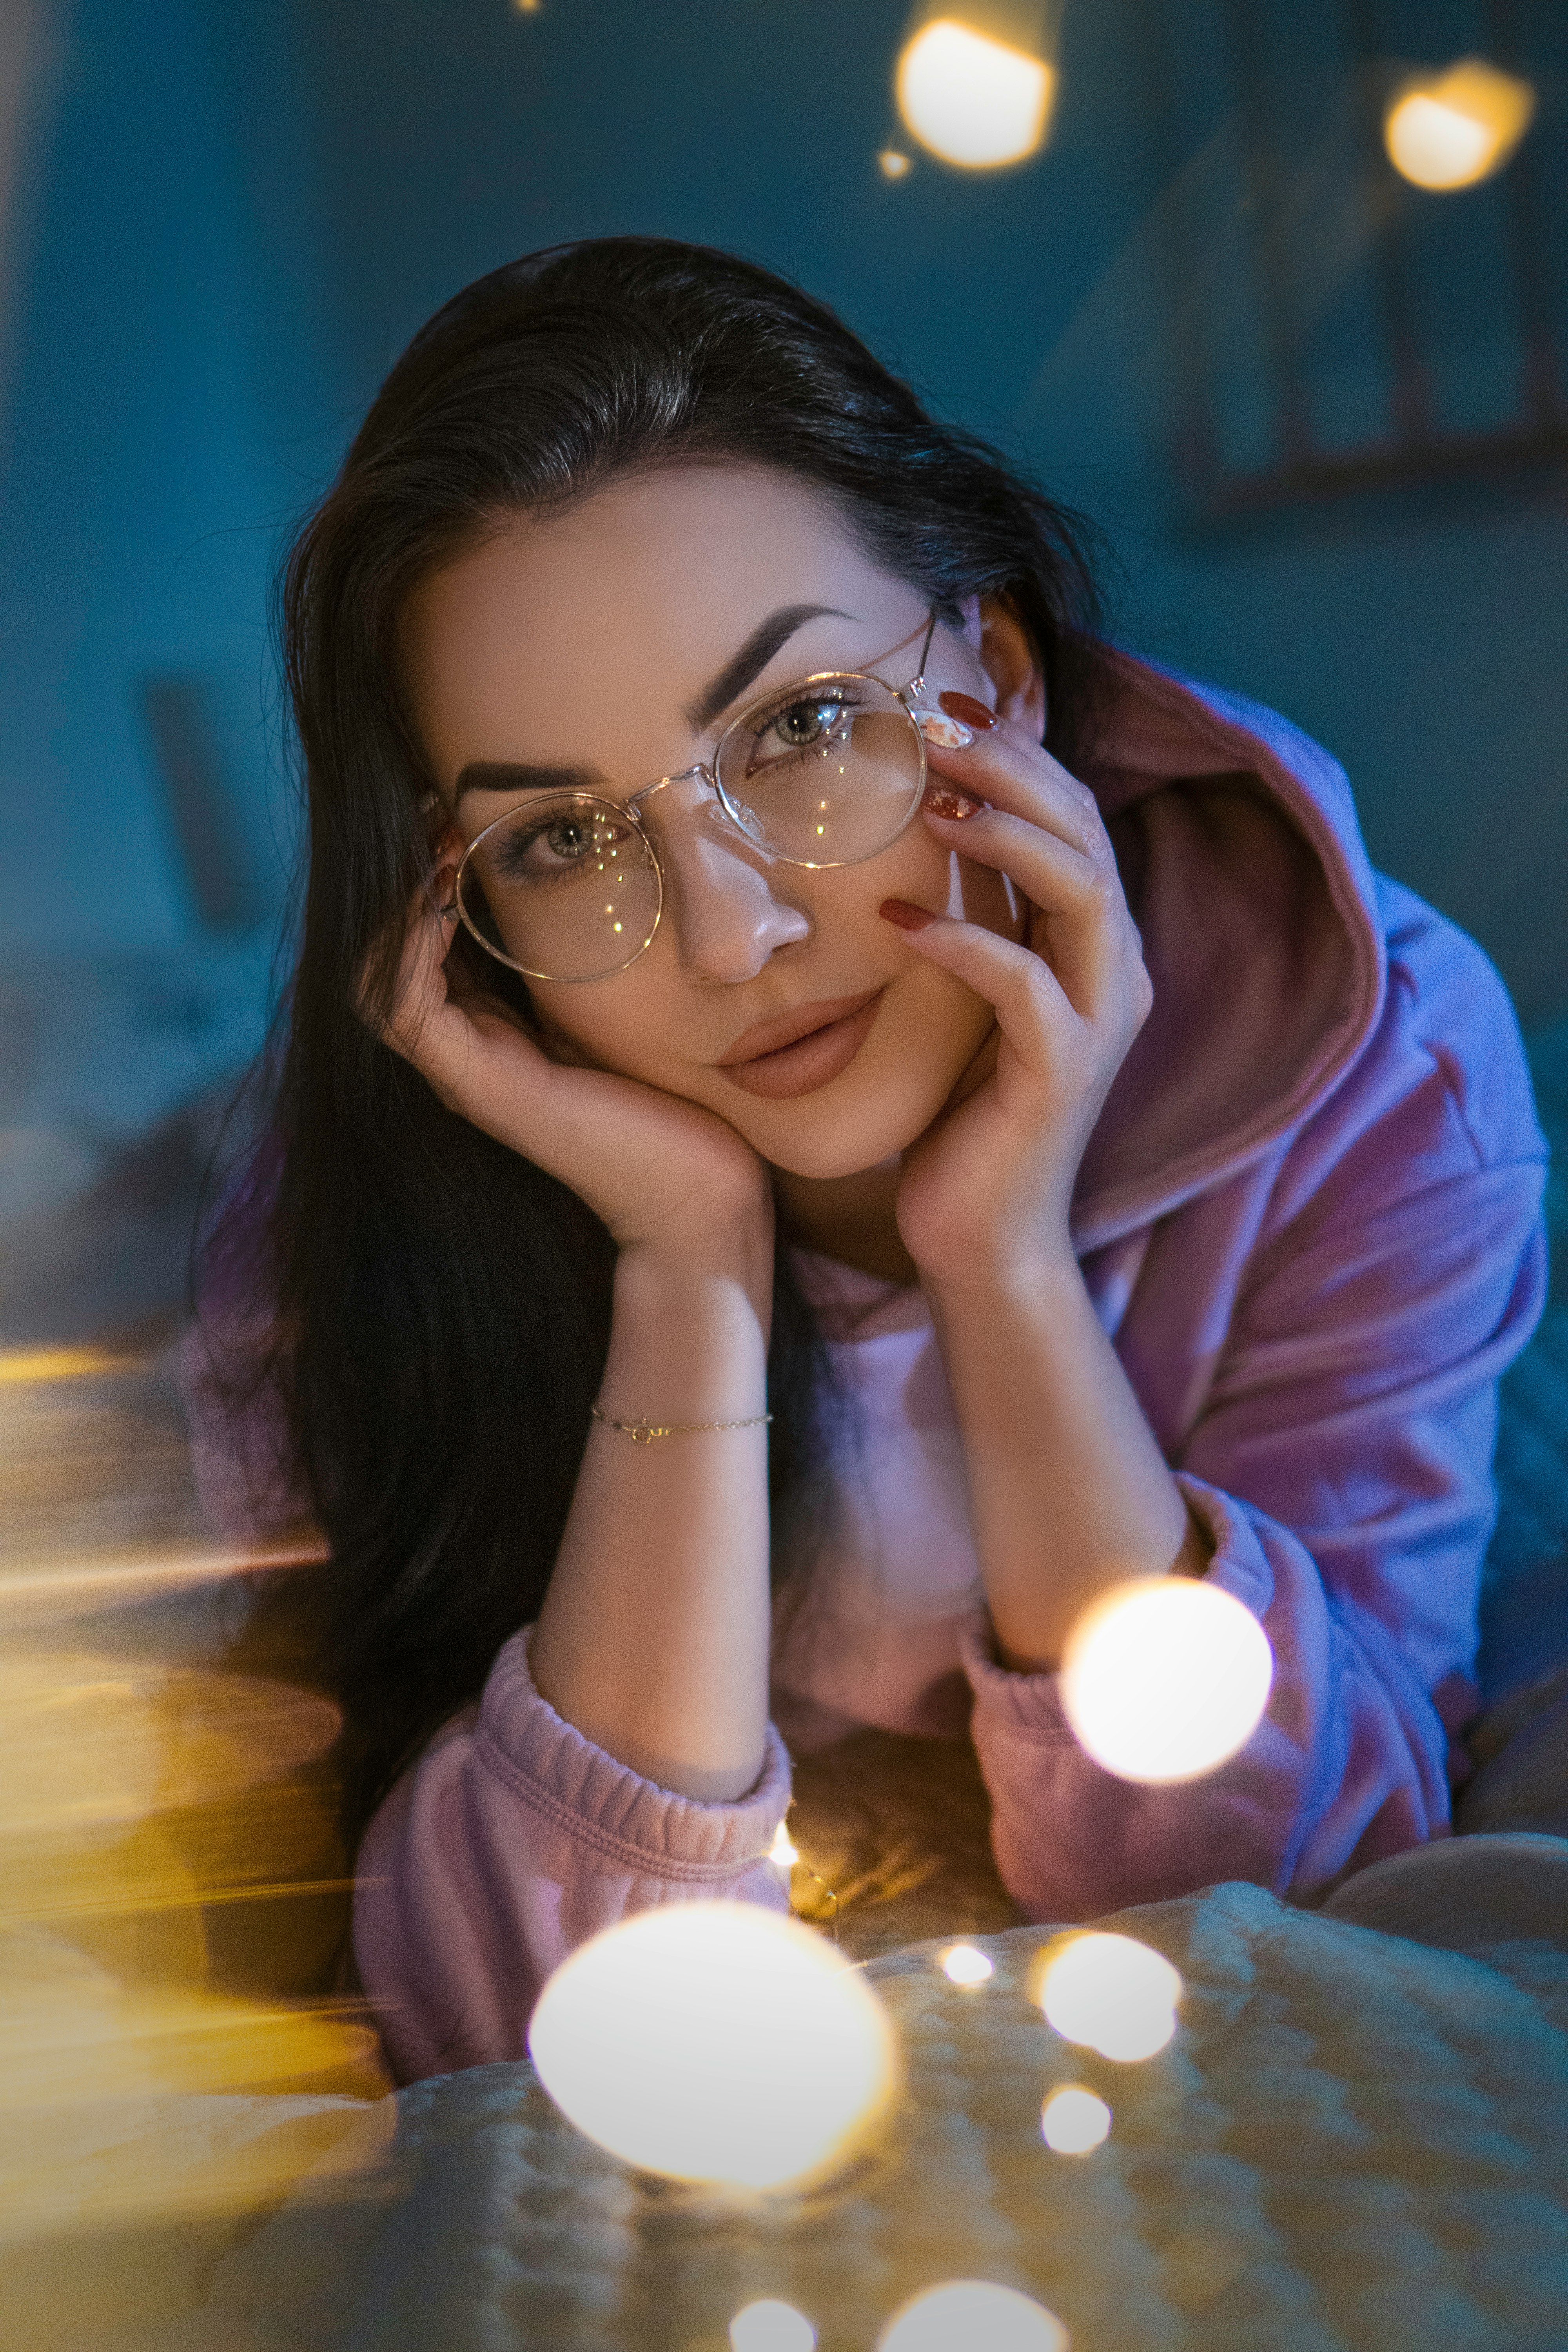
[[978, 596, 1047, 739]]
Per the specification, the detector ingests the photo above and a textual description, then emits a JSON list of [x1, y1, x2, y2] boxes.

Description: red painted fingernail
[[938, 690, 996, 730], [922, 784, 987, 821], [880, 898, 937, 932]]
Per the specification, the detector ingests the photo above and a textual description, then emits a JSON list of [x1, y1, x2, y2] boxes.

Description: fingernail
[[939, 690, 996, 730], [922, 784, 986, 821], [880, 898, 937, 932], [917, 710, 973, 750]]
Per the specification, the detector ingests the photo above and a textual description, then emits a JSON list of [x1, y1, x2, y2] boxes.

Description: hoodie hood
[[1071, 653, 1387, 1252]]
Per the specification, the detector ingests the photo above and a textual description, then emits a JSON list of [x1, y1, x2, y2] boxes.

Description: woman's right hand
[[371, 863, 773, 1264]]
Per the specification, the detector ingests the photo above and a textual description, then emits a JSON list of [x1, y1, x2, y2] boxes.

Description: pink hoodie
[[347, 655, 1546, 2083]]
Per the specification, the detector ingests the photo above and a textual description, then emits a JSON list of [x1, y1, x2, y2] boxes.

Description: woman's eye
[[492, 811, 628, 880], [752, 695, 853, 764]]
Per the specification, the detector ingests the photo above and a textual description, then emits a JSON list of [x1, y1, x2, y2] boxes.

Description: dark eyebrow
[[454, 759, 607, 804], [682, 603, 854, 734]]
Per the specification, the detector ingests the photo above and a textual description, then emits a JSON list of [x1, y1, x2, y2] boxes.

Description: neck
[[770, 1157, 918, 1287]]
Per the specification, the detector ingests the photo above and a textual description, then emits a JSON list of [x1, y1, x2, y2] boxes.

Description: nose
[[645, 780, 811, 983]]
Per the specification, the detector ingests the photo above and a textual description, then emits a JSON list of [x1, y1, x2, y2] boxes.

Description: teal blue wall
[[2, 0, 1564, 1035]]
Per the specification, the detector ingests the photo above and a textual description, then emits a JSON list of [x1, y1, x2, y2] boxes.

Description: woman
[[204, 237, 1546, 2084]]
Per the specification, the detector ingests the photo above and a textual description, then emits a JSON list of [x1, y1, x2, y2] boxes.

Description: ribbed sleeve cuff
[[473, 1627, 792, 1879]]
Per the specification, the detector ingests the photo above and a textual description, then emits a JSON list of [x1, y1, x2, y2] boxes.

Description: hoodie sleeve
[[964, 898, 1548, 1916], [353, 1628, 792, 2083]]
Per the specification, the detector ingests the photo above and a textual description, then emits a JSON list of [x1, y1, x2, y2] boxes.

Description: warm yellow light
[[731, 2299, 817, 2352], [526, 1902, 900, 2189], [1058, 1576, 1272, 1784], [1031, 1932, 1181, 2063], [1384, 57, 1535, 192], [878, 149, 913, 180], [1040, 2083, 1111, 2154], [769, 1822, 799, 1867], [940, 1942, 994, 1987], [877, 2279, 1069, 2350], [895, 20, 1055, 171]]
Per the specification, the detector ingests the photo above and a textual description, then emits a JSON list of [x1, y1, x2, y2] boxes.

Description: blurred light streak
[[877, 2279, 1069, 2350], [1384, 58, 1535, 192], [527, 1902, 900, 2189], [1029, 1932, 1181, 2062], [1040, 2083, 1110, 2153], [895, 19, 1055, 170], [1058, 1575, 1272, 1784], [940, 1942, 993, 1986], [0, 1344, 132, 1384], [730, 2299, 818, 2352]]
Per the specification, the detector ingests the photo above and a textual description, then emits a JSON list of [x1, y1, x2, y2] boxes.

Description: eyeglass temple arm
[[909, 610, 940, 698]]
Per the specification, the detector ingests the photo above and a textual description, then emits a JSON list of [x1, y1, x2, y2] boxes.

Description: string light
[[769, 1822, 799, 1867], [895, 19, 1055, 171], [1030, 1932, 1181, 2063], [527, 1902, 899, 2189], [877, 2279, 1069, 2350], [1385, 57, 1535, 192], [1059, 1576, 1272, 1785], [1040, 2085, 1111, 2154], [878, 149, 913, 180], [940, 1943, 994, 1987], [730, 2300, 817, 2352]]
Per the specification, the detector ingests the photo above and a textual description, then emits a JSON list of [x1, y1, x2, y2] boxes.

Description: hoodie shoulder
[[1372, 873, 1546, 1172]]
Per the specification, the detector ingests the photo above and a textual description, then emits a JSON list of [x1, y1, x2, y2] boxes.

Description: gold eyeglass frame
[[445, 613, 943, 983]]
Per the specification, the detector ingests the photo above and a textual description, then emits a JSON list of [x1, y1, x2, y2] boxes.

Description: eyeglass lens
[[456, 674, 924, 982]]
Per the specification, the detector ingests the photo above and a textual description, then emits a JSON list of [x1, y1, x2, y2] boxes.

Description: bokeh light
[[940, 1942, 994, 1987], [769, 1821, 799, 1867], [877, 2279, 1069, 2350], [895, 20, 1055, 171], [527, 1902, 900, 2190], [730, 2299, 817, 2352], [1031, 1932, 1181, 2062], [1384, 57, 1535, 192], [878, 149, 913, 180], [1040, 2084, 1111, 2154], [1058, 1576, 1272, 1784]]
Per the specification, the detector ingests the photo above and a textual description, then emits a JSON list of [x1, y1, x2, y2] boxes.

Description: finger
[[922, 808, 1132, 1014], [880, 910, 1075, 1076], [923, 719, 1115, 869]]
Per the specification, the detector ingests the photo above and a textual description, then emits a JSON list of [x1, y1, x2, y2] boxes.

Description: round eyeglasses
[[447, 617, 959, 983]]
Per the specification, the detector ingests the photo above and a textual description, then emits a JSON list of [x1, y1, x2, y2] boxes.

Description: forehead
[[402, 464, 911, 782]]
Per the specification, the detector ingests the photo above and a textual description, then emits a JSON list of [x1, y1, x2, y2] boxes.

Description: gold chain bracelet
[[589, 1403, 773, 1446]]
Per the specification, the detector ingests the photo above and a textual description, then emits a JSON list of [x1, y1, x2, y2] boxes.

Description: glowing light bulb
[[940, 1943, 994, 1987], [877, 2279, 1069, 2350], [878, 149, 913, 180], [1059, 1576, 1272, 1784], [731, 2299, 817, 2352], [1040, 2084, 1111, 2154], [1384, 57, 1535, 192], [769, 1822, 799, 1867], [895, 20, 1055, 171], [527, 1902, 899, 2189], [1031, 1932, 1180, 2063]]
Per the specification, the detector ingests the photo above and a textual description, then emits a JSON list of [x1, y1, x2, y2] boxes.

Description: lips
[[715, 988, 884, 1101]]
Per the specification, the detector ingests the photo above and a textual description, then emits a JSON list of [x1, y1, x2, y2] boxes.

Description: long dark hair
[[209, 237, 1112, 1854]]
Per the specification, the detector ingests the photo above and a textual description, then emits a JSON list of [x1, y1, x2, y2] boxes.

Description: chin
[[730, 1071, 961, 1180]]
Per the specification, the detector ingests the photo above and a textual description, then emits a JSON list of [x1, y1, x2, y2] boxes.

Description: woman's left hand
[[888, 704, 1151, 1292]]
